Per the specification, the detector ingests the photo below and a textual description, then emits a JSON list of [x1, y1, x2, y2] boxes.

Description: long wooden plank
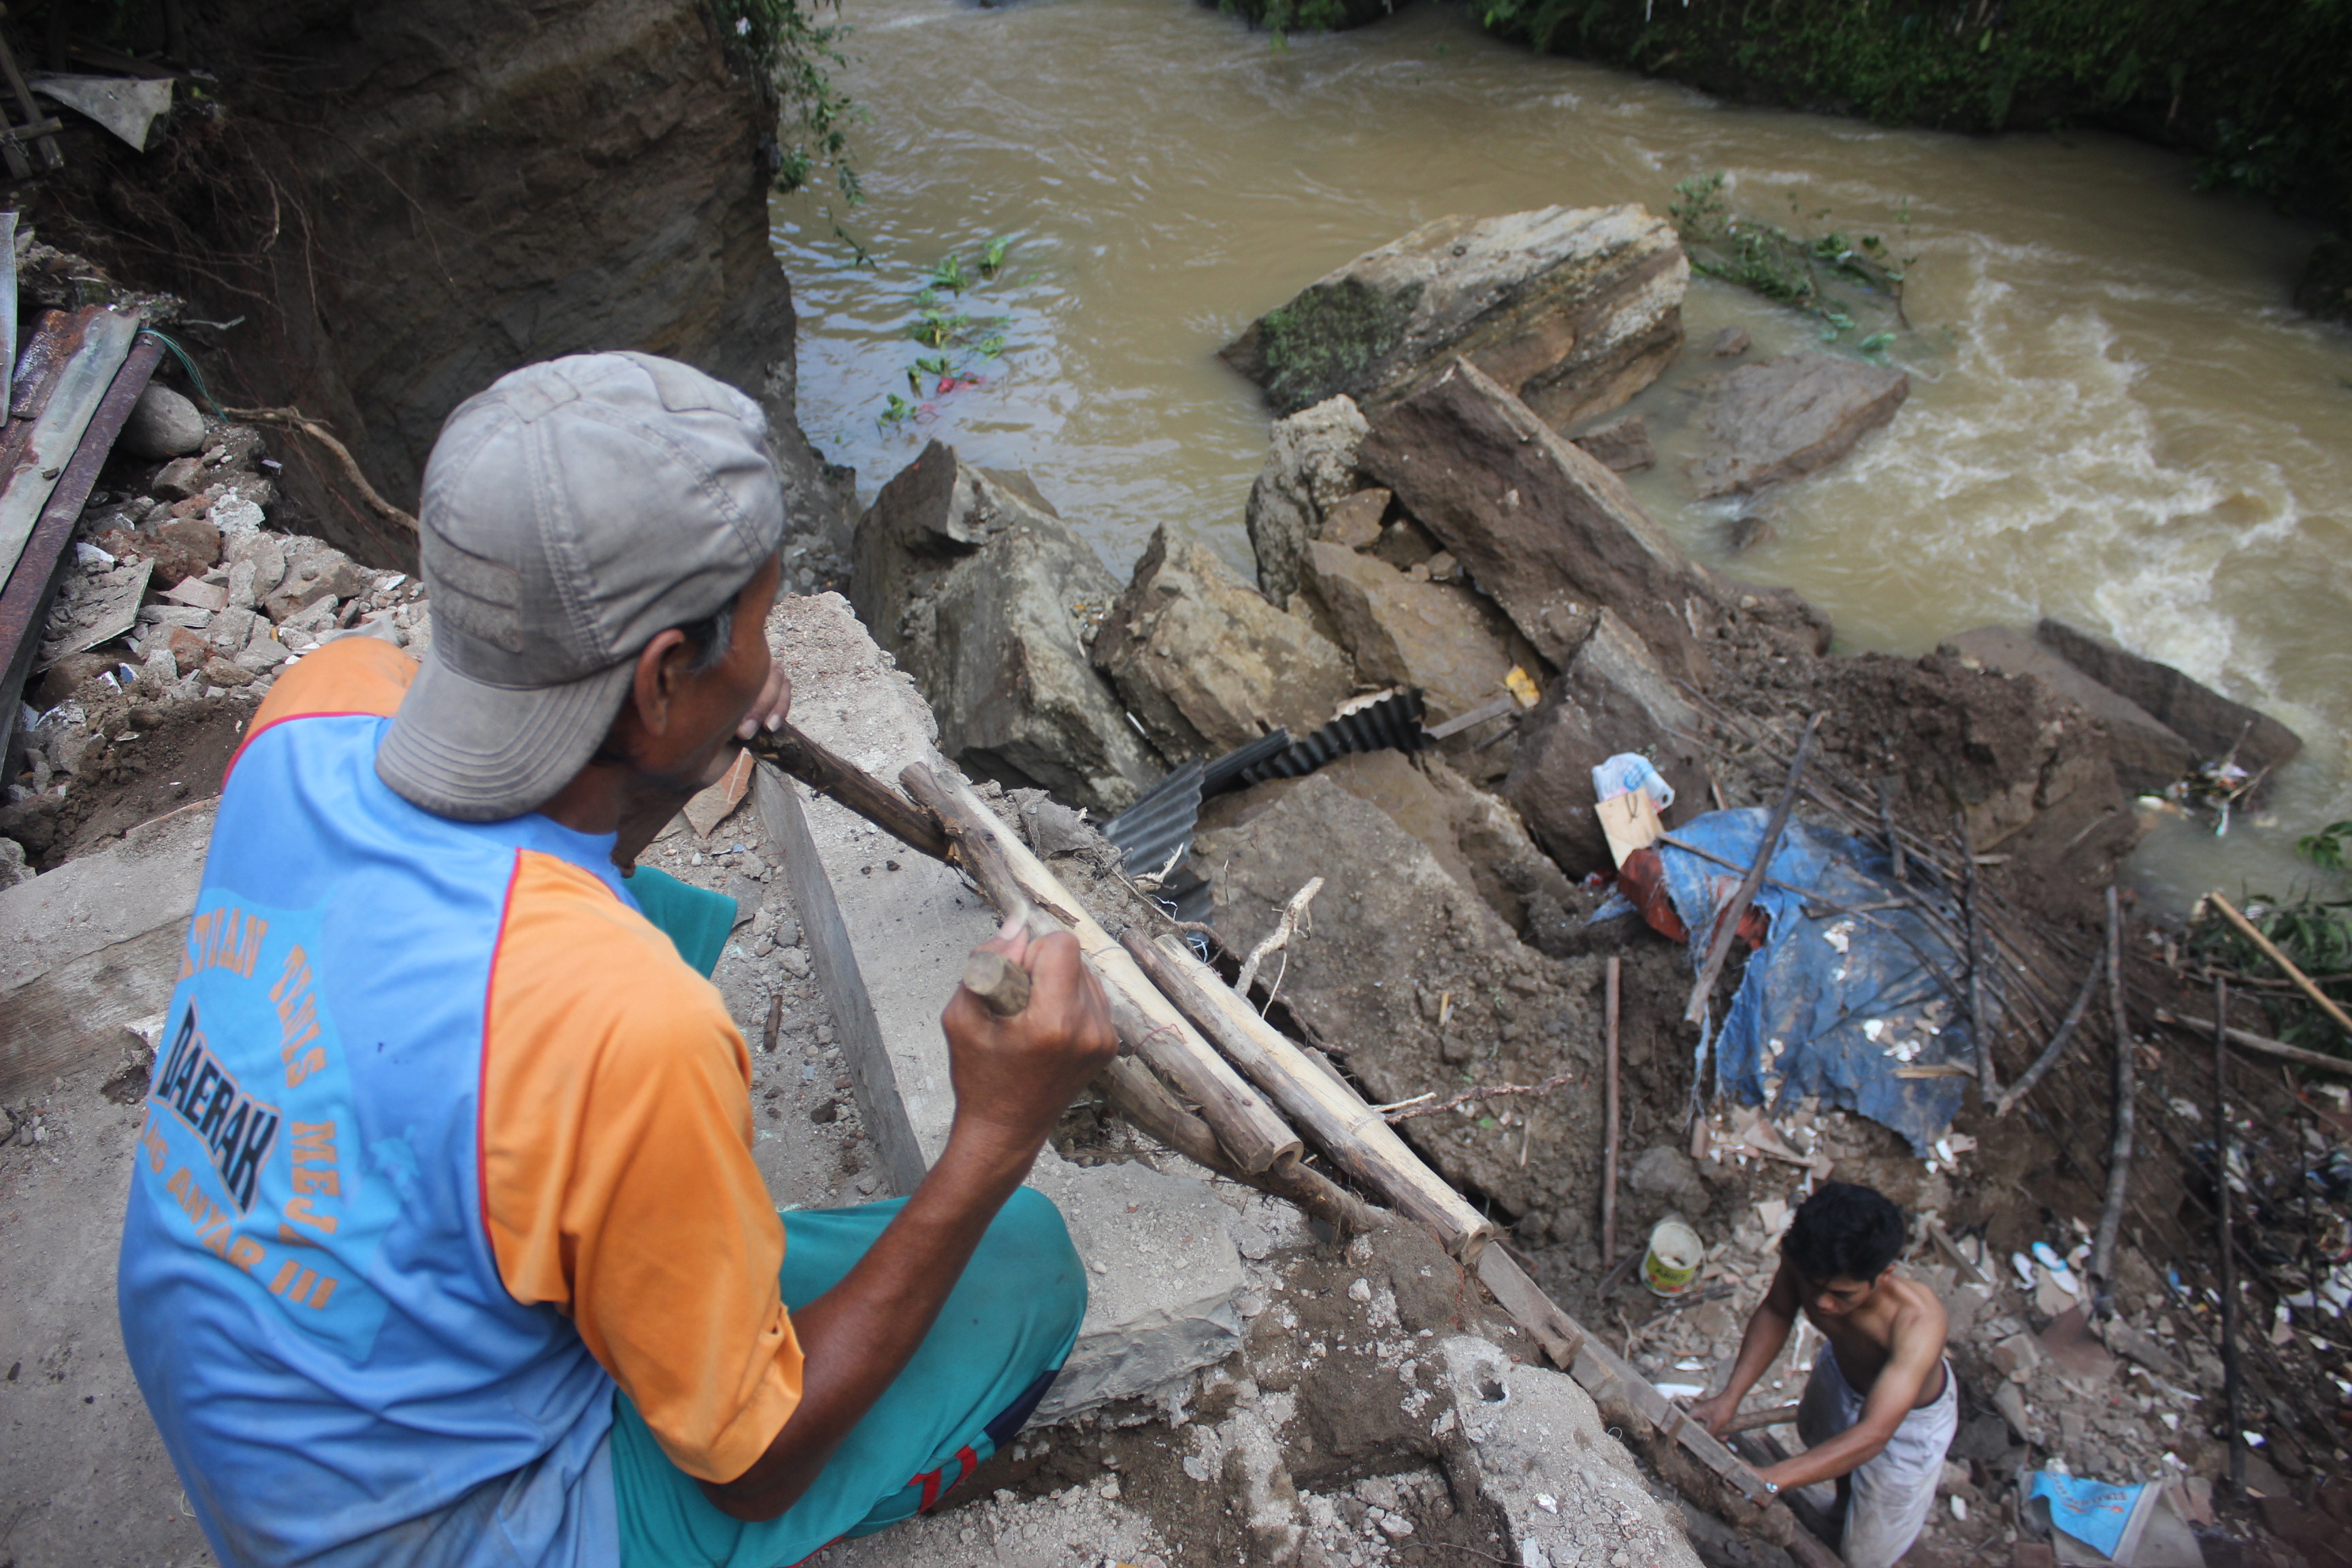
[[754, 761, 929, 1197], [898, 764, 1302, 1175], [0, 924, 181, 1100], [1126, 930, 1492, 1261], [1473, 1249, 1842, 1568]]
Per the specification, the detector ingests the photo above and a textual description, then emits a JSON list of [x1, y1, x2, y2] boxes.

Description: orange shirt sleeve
[[480, 850, 800, 1482]]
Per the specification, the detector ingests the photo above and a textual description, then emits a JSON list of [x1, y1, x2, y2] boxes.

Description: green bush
[[1475, 0, 2352, 225]]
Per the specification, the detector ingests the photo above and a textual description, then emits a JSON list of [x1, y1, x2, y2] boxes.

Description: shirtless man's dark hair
[[1782, 1183, 1906, 1285]]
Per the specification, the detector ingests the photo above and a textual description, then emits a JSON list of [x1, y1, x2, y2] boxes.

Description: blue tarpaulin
[[1643, 809, 1983, 1154]]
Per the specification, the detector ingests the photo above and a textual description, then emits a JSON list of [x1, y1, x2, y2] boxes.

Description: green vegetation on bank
[[713, 0, 869, 256], [1471, 0, 2352, 225], [2193, 821, 2352, 1059], [1669, 172, 1911, 346]]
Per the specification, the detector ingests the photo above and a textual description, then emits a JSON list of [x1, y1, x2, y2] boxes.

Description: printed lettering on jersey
[[137, 891, 398, 1360]]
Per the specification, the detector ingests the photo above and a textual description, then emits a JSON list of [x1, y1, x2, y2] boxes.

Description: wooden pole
[[2089, 886, 2135, 1315], [748, 723, 952, 864], [2208, 893, 2352, 1039], [899, 764, 1302, 1176], [1602, 955, 1622, 1269], [1958, 808, 1999, 1098], [2153, 1010, 2352, 1079], [1473, 1249, 1842, 1568], [1683, 713, 1822, 1028], [2213, 978, 2246, 1493], [1123, 930, 1494, 1260]]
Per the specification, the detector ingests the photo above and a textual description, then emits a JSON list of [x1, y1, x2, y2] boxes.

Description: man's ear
[[628, 628, 693, 738]]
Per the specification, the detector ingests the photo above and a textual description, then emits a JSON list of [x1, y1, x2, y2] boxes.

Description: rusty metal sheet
[[0, 306, 137, 588], [0, 331, 160, 768], [8, 306, 80, 425], [0, 210, 16, 425]]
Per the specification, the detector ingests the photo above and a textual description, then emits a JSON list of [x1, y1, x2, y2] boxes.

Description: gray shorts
[[1795, 1342, 1959, 1568]]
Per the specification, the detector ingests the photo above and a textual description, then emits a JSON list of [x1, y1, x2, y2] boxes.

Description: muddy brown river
[[771, 0, 2352, 907]]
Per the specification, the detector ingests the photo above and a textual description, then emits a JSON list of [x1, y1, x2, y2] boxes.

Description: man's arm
[[698, 922, 1115, 1522], [1752, 1294, 1948, 1492], [1687, 1259, 1801, 1437]]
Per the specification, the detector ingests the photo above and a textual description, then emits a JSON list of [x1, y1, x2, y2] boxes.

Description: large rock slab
[[2035, 617, 2302, 773], [1301, 539, 1520, 728], [1358, 358, 1713, 679], [1221, 205, 1687, 430], [1092, 525, 1357, 759], [851, 440, 1161, 813], [1943, 625, 2196, 796], [1503, 610, 1710, 877], [1434, 1336, 1705, 1568], [1194, 774, 1602, 1243], [1244, 394, 1373, 607], [1686, 353, 1910, 498]]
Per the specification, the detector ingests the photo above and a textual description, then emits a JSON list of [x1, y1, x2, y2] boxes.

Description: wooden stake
[[2208, 892, 2352, 1039], [1683, 713, 1821, 1028], [2213, 978, 2246, 1493], [1959, 808, 1999, 1098], [900, 764, 1301, 1175], [1123, 930, 1493, 1260], [1603, 954, 1622, 1269], [2089, 886, 2135, 1315]]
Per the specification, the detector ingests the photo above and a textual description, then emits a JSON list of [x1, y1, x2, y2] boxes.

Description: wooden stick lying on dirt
[[1475, 1248, 1842, 1568], [2208, 892, 2352, 1039], [1602, 955, 1621, 1269], [747, 724, 952, 863], [2089, 885, 2136, 1315], [2152, 1010, 2352, 1077], [1993, 944, 2104, 1117], [1682, 713, 1822, 1028], [900, 764, 1302, 1176], [1235, 877, 1322, 999], [1123, 931, 1492, 1260]]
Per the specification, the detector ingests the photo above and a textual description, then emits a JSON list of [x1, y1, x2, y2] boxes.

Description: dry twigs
[[223, 404, 418, 531], [1383, 1073, 1576, 1123], [1236, 876, 1323, 1001]]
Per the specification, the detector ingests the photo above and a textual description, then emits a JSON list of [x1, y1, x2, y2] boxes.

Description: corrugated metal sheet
[[1238, 688, 1426, 785], [1102, 759, 1204, 876]]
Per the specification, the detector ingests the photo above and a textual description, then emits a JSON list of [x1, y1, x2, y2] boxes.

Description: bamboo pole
[[899, 764, 1301, 1175], [1602, 955, 1622, 1269], [2208, 893, 2352, 1039], [1122, 930, 1494, 1260], [2089, 886, 2135, 1315], [1682, 713, 1822, 1028]]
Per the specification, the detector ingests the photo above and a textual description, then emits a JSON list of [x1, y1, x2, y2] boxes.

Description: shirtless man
[[1687, 1182, 1956, 1568]]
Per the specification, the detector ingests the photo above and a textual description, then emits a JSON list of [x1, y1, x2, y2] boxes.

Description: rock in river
[[1358, 359, 1714, 681], [851, 440, 1161, 813], [1092, 525, 1356, 760], [1220, 204, 1687, 431], [1685, 352, 1910, 498]]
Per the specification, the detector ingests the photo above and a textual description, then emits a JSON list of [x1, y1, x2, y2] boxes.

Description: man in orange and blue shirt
[[118, 352, 1115, 1567]]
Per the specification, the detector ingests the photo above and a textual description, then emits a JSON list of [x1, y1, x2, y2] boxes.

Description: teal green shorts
[[611, 1193, 1085, 1567], [613, 868, 1083, 1565]]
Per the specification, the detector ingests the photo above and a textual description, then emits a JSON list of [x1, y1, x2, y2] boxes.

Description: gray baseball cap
[[376, 352, 785, 821]]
